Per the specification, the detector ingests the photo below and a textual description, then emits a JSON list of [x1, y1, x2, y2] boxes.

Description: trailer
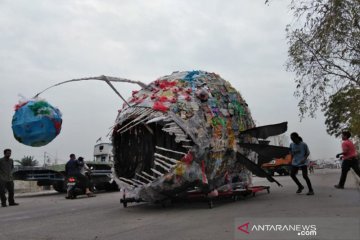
[[13, 162, 118, 193], [120, 185, 270, 209]]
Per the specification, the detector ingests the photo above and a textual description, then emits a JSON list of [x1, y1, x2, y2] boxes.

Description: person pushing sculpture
[[334, 130, 360, 189], [289, 132, 314, 196]]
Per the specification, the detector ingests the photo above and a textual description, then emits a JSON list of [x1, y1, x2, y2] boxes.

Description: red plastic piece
[[14, 101, 28, 111], [182, 152, 193, 164], [152, 101, 169, 112], [158, 96, 168, 102], [132, 90, 139, 96], [159, 80, 177, 89]]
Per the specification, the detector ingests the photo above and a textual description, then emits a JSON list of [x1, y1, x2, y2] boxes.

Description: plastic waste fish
[[111, 71, 289, 202]]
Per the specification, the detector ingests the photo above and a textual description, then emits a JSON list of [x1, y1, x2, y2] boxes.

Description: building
[[93, 142, 113, 163]]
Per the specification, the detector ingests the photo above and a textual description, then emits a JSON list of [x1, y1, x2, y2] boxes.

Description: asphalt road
[[1, 169, 359, 240]]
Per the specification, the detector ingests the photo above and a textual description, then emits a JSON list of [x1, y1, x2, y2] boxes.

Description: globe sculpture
[[12, 99, 62, 147]]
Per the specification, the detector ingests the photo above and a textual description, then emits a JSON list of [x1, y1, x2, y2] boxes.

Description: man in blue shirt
[[289, 132, 314, 195]]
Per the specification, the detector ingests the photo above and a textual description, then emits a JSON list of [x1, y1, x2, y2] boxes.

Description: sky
[[0, 0, 341, 164]]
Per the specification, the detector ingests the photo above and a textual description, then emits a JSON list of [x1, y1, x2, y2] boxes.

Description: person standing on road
[[308, 161, 315, 174], [334, 131, 360, 189], [0, 149, 19, 207], [289, 132, 314, 196]]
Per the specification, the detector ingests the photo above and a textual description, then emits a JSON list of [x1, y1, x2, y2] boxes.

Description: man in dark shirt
[[0, 149, 19, 207], [65, 153, 81, 176], [65, 154, 93, 197]]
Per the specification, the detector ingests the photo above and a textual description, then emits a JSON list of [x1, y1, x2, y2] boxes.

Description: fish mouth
[[112, 107, 193, 188]]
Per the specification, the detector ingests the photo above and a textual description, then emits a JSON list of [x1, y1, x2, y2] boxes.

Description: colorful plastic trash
[[12, 99, 62, 147]]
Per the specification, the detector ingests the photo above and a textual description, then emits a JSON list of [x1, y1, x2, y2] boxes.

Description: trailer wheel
[[53, 181, 66, 193]]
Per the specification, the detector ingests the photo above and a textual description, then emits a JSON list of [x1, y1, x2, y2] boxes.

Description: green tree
[[285, 0, 360, 118], [266, 0, 360, 137], [324, 87, 360, 137], [15, 156, 39, 167]]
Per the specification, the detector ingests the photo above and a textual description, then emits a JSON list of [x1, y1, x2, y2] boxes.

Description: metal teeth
[[179, 139, 192, 142], [154, 161, 171, 172], [132, 178, 147, 185], [154, 153, 179, 164], [155, 158, 175, 168], [117, 108, 153, 133], [151, 168, 164, 176], [135, 173, 153, 183], [155, 146, 186, 156], [119, 177, 140, 187], [117, 107, 142, 123], [174, 133, 188, 138], [164, 122, 177, 127], [162, 127, 184, 133], [162, 126, 182, 131], [182, 145, 192, 149], [118, 109, 155, 134], [146, 116, 169, 124], [116, 109, 146, 132], [118, 180, 134, 188], [141, 171, 156, 180]]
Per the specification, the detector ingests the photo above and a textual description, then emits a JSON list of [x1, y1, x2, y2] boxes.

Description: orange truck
[[261, 154, 292, 176]]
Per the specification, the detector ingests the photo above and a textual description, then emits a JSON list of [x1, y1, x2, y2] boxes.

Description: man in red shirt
[[334, 131, 360, 189]]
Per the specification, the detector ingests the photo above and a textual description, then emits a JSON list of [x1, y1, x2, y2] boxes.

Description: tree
[[324, 87, 360, 137], [267, 0, 360, 137], [285, 0, 360, 118], [15, 156, 39, 167]]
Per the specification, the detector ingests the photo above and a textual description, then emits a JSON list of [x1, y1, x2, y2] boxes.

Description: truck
[[13, 162, 118, 193]]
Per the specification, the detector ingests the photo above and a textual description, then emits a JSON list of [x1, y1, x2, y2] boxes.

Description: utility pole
[[43, 152, 47, 167]]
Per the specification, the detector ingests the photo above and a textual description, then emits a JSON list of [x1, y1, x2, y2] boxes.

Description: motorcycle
[[65, 174, 95, 199]]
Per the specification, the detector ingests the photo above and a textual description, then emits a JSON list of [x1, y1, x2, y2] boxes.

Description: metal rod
[[155, 158, 175, 168], [33, 75, 147, 98], [151, 168, 164, 176], [135, 173, 152, 183], [146, 116, 169, 124], [104, 78, 130, 107], [119, 115, 153, 134], [118, 179, 133, 187], [154, 153, 179, 164], [141, 171, 156, 180], [132, 178, 147, 185], [116, 108, 150, 133], [119, 177, 139, 186], [154, 161, 170, 172], [155, 146, 187, 156]]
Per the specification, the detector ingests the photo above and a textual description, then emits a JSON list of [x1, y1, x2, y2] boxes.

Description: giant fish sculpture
[[31, 70, 289, 204], [110, 71, 288, 203]]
